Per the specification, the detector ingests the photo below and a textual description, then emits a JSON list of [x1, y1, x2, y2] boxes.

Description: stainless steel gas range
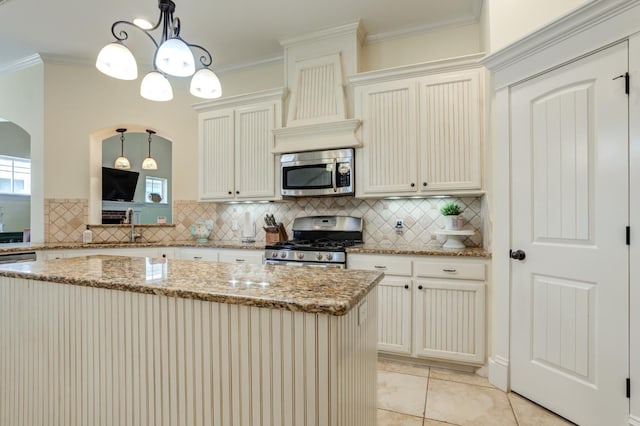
[[264, 215, 363, 268]]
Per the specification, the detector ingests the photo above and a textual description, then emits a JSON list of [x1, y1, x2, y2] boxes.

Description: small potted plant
[[440, 201, 464, 230]]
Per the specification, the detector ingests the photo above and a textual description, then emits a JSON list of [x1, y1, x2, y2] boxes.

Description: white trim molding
[[488, 356, 510, 392], [629, 415, 640, 426], [0, 54, 43, 76], [272, 118, 361, 153], [191, 87, 286, 112], [482, 0, 640, 88]]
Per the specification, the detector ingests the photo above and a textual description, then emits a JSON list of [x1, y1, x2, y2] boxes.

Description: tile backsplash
[[215, 197, 483, 248], [45, 196, 484, 248]]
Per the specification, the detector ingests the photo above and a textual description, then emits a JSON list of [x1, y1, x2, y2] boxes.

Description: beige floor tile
[[378, 370, 428, 417], [430, 367, 492, 387], [425, 378, 517, 426], [378, 359, 430, 377], [377, 409, 423, 426], [508, 392, 575, 426]]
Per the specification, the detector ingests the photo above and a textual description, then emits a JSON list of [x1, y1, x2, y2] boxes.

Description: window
[[0, 155, 31, 195], [145, 176, 168, 204]]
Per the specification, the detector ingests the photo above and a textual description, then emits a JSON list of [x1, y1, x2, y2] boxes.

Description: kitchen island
[[0, 255, 382, 426]]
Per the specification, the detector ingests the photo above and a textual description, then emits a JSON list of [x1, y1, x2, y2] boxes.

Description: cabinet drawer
[[179, 248, 219, 261], [218, 250, 264, 265], [347, 255, 412, 276], [414, 261, 485, 281]]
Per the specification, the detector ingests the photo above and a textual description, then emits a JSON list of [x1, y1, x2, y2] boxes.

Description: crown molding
[[0, 54, 43, 76], [215, 54, 284, 74], [279, 21, 364, 47], [349, 52, 485, 86], [481, 0, 640, 80], [192, 87, 287, 112], [365, 14, 478, 44]]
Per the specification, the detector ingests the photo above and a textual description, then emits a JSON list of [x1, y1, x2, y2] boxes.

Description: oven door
[[281, 149, 353, 197], [265, 260, 345, 269]]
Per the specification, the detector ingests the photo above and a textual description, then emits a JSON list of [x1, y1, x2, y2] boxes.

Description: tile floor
[[377, 359, 575, 426]]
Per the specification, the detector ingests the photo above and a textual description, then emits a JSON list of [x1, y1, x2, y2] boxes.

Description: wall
[[361, 22, 483, 71], [0, 122, 30, 158], [485, 0, 588, 52]]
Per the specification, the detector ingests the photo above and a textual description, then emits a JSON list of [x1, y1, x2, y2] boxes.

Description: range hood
[[272, 22, 363, 153]]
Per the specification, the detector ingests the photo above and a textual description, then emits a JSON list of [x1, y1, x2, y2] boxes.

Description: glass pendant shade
[[142, 157, 158, 170], [155, 38, 195, 77], [96, 42, 138, 80], [140, 71, 173, 102], [190, 68, 223, 99], [114, 156, 131, 169]]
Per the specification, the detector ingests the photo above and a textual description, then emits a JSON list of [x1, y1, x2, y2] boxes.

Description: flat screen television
[[102, 167, 139, 202]]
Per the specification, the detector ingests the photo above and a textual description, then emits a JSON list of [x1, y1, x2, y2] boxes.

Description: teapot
[[190, 220, 213, 242]]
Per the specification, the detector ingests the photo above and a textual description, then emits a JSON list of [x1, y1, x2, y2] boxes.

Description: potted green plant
[[440, 201, 464, 230]]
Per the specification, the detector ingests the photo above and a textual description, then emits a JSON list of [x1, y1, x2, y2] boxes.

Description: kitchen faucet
[[125, 208, 141, 243]]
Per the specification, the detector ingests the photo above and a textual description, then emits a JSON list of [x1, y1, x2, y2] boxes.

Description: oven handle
[[332, 158, 338, 193]]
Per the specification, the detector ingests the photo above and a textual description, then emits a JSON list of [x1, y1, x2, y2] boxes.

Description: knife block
[[264, 223, 288, 244]]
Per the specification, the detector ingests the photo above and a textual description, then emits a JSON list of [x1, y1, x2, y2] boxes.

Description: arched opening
[[0, 119, 31, 242], [88, 125, 173, 225]]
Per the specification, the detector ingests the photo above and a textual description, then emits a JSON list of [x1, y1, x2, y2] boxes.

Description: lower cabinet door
[[377, 276, 413, 355], [414, 279, 485, 364]]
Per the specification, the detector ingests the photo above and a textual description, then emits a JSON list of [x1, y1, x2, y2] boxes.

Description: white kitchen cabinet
[[351, 58, 484, 197], [52, 247, 163, 258], [348, 252, 487, 365], [217, 249, 264, 265], [414, 259, 485, 364], [196, 89, 284, 202], [354, 79, 418, 195], [348, 254, 413, 355]]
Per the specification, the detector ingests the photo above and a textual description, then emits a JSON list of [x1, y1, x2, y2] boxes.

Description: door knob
[[510, 249, 526, 261]]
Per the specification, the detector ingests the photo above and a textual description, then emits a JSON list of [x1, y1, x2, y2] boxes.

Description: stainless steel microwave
[[280, 148, 354, 197]]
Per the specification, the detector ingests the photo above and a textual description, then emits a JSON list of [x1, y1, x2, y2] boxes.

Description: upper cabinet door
[[355, 79, 418, 196], [418, 70, 482, 192], [199, 109, 235, 200], [234, 102, 277, 200]]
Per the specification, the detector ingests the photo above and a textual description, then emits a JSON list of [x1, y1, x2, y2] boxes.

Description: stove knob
[[316, 253, 323, 261], [280, 251, 287, 259], [296, 252, 305, 260], [271, 251, 278, 258], [325, 253, 334, 261]]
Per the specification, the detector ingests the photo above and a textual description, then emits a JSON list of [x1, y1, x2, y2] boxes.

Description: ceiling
[[0, 0, 482, 72]]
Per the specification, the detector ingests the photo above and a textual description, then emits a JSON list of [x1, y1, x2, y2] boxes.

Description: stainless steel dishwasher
[[0, 251, 37, 264]]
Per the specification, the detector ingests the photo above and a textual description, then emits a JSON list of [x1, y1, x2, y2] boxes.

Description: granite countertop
[[0, 240, 491, 258], [0, 255, 383, 316], [347, 244, 491, 258]]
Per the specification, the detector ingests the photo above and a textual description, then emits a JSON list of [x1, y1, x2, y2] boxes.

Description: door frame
[[483, 1, 640, 424]]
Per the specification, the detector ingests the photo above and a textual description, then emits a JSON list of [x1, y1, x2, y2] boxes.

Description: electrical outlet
[[395, 219, 404, 228], [231, 220, 239, 231]]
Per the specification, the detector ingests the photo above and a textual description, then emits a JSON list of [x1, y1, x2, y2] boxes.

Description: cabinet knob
[[228, 191, 232, 195], [423, 182, 427, 187], [404, 284, 409, 289], [410, 183, 415, 187], [236, 191, 240, 194], [162, 254, 167, 258], [418, 285, 423, 290]]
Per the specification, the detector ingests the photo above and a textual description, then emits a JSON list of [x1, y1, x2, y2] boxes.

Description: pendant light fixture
[[142, 129, 159, 170], [114, 128, 131, 169], [96, 0, 222, 101]]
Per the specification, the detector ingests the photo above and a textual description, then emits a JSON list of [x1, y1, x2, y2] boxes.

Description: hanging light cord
[[147, 130, 156, 156]]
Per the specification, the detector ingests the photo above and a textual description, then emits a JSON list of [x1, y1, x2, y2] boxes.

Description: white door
[[377, 276, 412, 354], [199, 109, 235, 200], [510, 42, 629, 426]]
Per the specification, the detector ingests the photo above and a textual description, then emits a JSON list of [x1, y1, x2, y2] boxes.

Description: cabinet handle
[[404, 284, 409, 289], [374, 265, 387, 269], [423, 182, 427, 187], [193, 256, 203, 260], [410, 183, 415, 187], [442, 268, 457, 273], [235, 259, 245, 262], [418, 285, 423, 290]]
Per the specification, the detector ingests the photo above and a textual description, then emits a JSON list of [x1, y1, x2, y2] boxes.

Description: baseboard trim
[[489, 356, 509, 391]]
